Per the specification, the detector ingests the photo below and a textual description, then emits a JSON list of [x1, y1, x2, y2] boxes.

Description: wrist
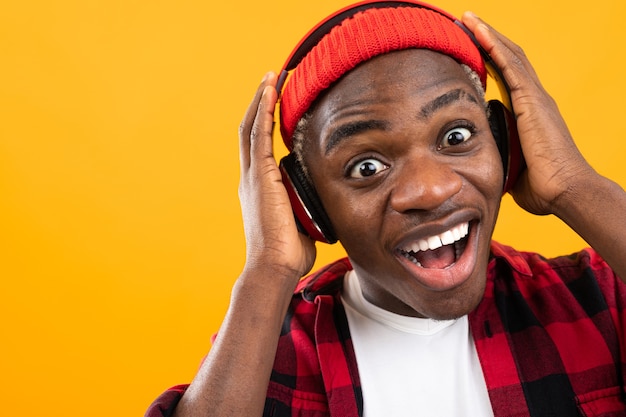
[[551, 168, 610, 223], [232, 264, 302, 316]]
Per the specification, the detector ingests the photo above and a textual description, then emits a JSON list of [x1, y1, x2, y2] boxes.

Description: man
[[147, 1, 626, 416]]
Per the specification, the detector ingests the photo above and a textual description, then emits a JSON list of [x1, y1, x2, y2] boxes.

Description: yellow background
[[1, 0, 624, 415]]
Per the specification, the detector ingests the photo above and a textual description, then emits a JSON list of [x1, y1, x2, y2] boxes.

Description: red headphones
[[276, 0, 524, 244]]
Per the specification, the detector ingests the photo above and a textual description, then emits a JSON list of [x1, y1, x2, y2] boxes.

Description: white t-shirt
[[341, 270, 494, 417]]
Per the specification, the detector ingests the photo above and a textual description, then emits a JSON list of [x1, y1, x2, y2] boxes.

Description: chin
[[411, 273, 488, 320]]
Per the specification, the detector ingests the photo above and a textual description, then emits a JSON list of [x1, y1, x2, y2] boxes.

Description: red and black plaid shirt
[[146, 241, 626, 417]]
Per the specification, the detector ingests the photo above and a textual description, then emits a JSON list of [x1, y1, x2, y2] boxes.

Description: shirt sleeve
[[145, 384, 189, 417]]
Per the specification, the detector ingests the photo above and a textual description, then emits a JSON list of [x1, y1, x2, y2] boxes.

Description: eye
[[441, 126, 473, 148], [349, 158, 388, 179]]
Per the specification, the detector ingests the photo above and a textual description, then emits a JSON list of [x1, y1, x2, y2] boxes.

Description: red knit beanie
[[279, 3, 487, 149]]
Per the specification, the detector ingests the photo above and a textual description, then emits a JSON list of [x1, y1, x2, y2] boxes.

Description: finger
[[239, 72, 277, 171], [249, 83, 279, 169], [461, 12, 541, 88]]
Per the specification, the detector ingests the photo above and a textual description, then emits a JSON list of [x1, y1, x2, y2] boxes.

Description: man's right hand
[[238, 71, 317, 283]]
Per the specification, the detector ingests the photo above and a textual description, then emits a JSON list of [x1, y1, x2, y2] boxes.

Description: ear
[[279, 153, 338, 244], [487, 100, 525, 193]]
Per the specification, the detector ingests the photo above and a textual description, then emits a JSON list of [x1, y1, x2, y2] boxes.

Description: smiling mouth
[[399, 222, 470, 269]]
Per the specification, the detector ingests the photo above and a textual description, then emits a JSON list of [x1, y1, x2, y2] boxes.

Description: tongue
[[416, 244, 456, 269]]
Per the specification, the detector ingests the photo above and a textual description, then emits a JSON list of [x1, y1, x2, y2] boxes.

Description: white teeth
[[403, 222, 469, 253], [441, 230, 455, 245], [427, 236, 442, 250]]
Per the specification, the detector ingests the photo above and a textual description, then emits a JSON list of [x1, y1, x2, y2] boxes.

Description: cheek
[[321, 188, 368, 232], [314, 180, 385, 246], [468, 142, 505, 197], [472, 146, 506, 230]]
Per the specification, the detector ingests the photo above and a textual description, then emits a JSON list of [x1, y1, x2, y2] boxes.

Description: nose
[[389, 154, 463, 213]]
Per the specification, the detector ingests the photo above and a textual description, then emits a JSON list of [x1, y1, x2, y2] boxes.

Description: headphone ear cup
[[487, 100, 525, 193], [279, 153, 338, 244]]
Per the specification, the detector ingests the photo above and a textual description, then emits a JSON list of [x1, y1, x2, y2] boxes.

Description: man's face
[[303, 49, 503, 319]]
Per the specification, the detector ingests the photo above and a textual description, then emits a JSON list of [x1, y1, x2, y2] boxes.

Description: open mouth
[[398, 222, 470, 269]]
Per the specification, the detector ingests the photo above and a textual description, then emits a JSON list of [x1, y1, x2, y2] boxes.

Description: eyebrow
[[419, 88, 479, 119], [325, 119, 389, 155]]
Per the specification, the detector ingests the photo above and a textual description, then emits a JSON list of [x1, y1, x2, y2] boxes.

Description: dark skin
[[172, 12, 626, 417], [303, 49, 502, 319]]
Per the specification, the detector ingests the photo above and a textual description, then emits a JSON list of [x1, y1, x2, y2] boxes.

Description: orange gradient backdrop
[[1, 1, 625, 415]]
